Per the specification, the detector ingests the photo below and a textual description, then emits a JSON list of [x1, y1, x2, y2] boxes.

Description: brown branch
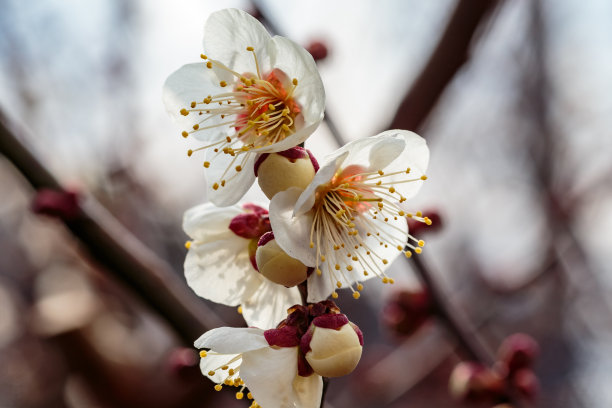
[[388, 0, 501, 132], [0, 109, 223, 345]]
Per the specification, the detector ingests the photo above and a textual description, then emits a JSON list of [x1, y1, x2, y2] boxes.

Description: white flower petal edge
[[163, 8, 325, 207], [270, 130, 430, 302], [183, 202, 301, 328], [196, 327, 322, 408]]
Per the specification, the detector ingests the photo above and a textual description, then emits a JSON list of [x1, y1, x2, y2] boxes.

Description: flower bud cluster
[[449, 333, 540, 405]]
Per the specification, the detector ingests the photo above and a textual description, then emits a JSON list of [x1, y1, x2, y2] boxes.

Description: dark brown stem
[[409, 254, 493, 364], [0, 109, 223, 345], [389, 0, 501, 132]]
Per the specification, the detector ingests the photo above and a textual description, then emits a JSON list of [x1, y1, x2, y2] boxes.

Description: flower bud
[[255, 147, 319, 199], [497, 333, 539, 374], [255, 232, 309, 287], [301, 314, 363, 378], [449, 362, 506, 403], [511, 368, 539, 400], [382, 289, 431, 337]]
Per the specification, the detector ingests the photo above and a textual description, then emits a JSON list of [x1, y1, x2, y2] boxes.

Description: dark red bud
[[166, 347, 199, 380], [497, 333, 539, 374], [31, 189, 80, 220], [382, 289, 432, 337], [264, 325, 301, 348], [512, 369, 539, 400], [257, 231, 275, 247], [229, 212, 271, 239], [449, 362, 506, 404], [306, 40, 329, 61], [312, 313, 349, 330]]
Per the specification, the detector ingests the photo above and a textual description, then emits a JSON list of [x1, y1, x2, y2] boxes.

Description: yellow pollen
[[357, 283, 364, 291], [389, 278, 395, 284], [206, 61, 213, 68], [316, 268, 322, 276], [418, 240, 425, 247], [321, 255, 326, 262], [213, 183, 219, 190], [398, 211, 405, 216], [208, 370, 216, 376], [352, 256, 358, 261], [346, 265, 353, 271], [221, 180, 226, 187], [397, 245, 403, 251], [204, 161, 210, 168], [415, 248, 423, 254], [382, 259, 389, 265], [335, 264, 340, 270], [221, 365, 229, 370], [416, 211, 423, 217], [199, 350, 207, 358], [352, 292, 360, 299], [200, 54, 207, 59], [389, 187, 395, 193], [334, 245, 340, 250], [236, 392, 244, 400], [268, 103, 276, 111], [421, 175, 428, 180], [336, 281, 342, 288], [406, 167, 411, 173], [237, 306, 243, 314], [226, 136, 232, 143], [332, 292, 338, 299], [214, 384, 222, 391], [185, 241, 192, 249], [405, 251, 412, 258], [292, 78, 298, 86], [235, 165, 242, 172], [425, 217, 433, 225], [193, 124, 199, 130], [220, 81, 227, 87], [180, 108, 188, 116], [382, 277, 389, 284], [309, 242, 314, 248], [246, 46, 254, 51], [247, 393, 253, 399], [187, 149, 193, 157]]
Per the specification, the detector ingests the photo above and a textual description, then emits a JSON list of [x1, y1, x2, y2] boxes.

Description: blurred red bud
[[306, 41, 329, 61], [449, 362, 506, 404], [497, 333, 539, 374], [382, 289, 432, 337], [31, 188, 80, 220], [512, 368, 539, 400], [166, 347, 199, 380]]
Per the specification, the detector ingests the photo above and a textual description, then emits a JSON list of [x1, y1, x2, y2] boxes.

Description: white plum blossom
[[164, 8, 325, 206], [195, 326, 323, 408], [183, 202, 301, 329], [269, 130, 430, 302]]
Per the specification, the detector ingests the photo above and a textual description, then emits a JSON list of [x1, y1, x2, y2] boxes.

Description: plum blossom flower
[[269, 130, 430, 302], [183, 202, 301, 329], [164, 8, 325, 206]]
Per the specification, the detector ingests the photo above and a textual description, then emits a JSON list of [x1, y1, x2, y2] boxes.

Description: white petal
[[294, 151, 348, 216], [195, 326, 268, 353], [162, 63, 227, 137], [205, 151, 257, 206], [203, 9, 271, 76], [199, 352, 241, 383], [183, 203, 242, 242], [185, 236, 261, 306], [242, 346, 321, 408], [306, 270, 335, 303], [268, 36, 325, 125], [241, 279, 302, 329], [366, 135, 406, 170], [269, 188, 317, 266]]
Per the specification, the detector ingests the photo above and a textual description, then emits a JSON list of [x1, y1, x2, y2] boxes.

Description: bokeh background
[[1, 0, 612, 407]]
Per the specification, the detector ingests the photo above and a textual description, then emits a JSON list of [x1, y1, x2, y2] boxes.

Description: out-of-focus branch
[[0, 109, 223, 345], [388, 0, 501, 132]]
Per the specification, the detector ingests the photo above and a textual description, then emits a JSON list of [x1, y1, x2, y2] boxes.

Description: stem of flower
[[0, 109, 224, 345]]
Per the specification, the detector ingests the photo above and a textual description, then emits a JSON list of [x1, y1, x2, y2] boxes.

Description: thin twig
[[0, 109, 223, 345]]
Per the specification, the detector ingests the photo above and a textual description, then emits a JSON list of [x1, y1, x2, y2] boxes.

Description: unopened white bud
[[255, 147, 318, 199], [256, 235, 309, 287]]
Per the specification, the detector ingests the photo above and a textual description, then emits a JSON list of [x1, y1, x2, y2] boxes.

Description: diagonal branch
[[0, 109, 223, 345]]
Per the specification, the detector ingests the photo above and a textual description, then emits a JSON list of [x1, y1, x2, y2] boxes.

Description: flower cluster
[[164, 8, 430, 408]]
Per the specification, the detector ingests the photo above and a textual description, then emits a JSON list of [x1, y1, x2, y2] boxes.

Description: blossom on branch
[[183, 202, 301, 329], [164, 8, 325, 206], [269, 130, 430, 302]]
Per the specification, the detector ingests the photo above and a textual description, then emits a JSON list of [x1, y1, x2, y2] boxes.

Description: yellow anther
[[309, 241, 314, 248], [199, 350, 207, 358], [221, 365, 229, 370], [382, 259, 389, 265], [235, 165, 242, 172], [376, 181, 382, 186], [206, 61, 213, 68], [237, 305, 243, 314], [247, 392, 253, 400], [421, 175, 428, 180], [378, 170, 384, 176], [187, 149, 193, 157], [382, 277, 389, 284], [226, 136, 232, 143], [406, 167, 411, 173], [398, 211, 405, 216], [246, 46, 254, 51], [181, 131, 189, 138], [336, 281, 342, 288], [363, 271, 369, 276], [214, 384, 222, 391], [268, 103, 276, 111], [378, 202, 384, 209], [316, 268, 322, 276], [331, 292, 338, 299], [333, 245, 340, 250], [389, 278, 395, 284], [416, 211, 423, 217], [281, 124, 291, 132], [220, 80, 227, 87], [292, 78, 298, 86], [208, 370, 216, 376], [190, 101, 196, 108], [418, 240, 425, 247], [180, 108, 188, 116], [352, 292, 360, 299], [236, 392, 244, 400], [228, 368, 235, 375], [221, 180, 226, 187], [425, 217, 433, 225], [397, 245, 403, 251], [204, 161, 210, 168], [404, 251, 412, 258], [388, 187, 395, 193], [185, 241, 192, 249], [213, 183, 219, 190], [357, 283, 364, 291], [335, 264, 340, 270], [193, 124, 199, 130], [346, 265, 353, 271], [415, 248, 423, 254], [352, 256, 358, 261], [321, 255, 326, 262], [200, 54, 207, 59]]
